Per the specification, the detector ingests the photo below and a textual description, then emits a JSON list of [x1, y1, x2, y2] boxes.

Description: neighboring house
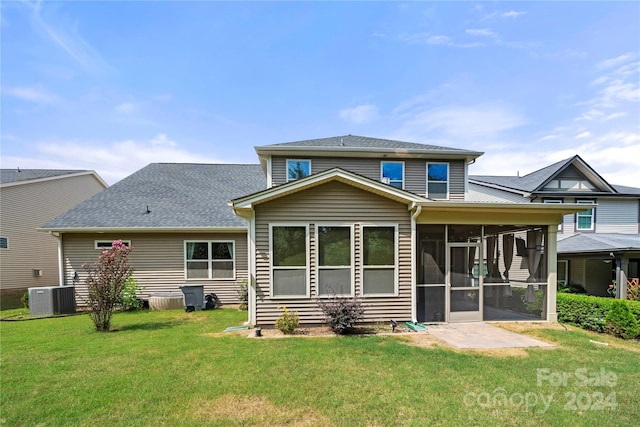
[[0, 169, 108, 295], [42, 135, 588, 325], [469, 155, 640, 299]]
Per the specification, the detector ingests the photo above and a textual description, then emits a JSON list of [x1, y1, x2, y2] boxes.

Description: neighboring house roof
[[231, 167, 428, 215], [558, 233, 640, 255], [255, 134, 483, 161], [470, 155, 637, 197], [0, 169, 107, 188], [41, 163, 266, 231]]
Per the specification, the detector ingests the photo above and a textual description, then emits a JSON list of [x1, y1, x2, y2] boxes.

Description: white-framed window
[[286, 159, 311, 182], [316, 225, 354, 296], [380, 161, 404, 189], [94, 240, 131, 250], [185, 241, 235, 280], [361, 224, 398, 296], [427, 162, 449, 199], [270, 224, 309, 297], [543, 199, 564, 231], [0, 237, 8, 249], [576, 200, 595, 231], [557, 260, 568, 285]]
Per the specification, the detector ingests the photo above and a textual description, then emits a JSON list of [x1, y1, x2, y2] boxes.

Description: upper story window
[[0, 237, 8, 249], [543, 199, 563, 231], [544, 179, 595, 191], [317, 225, 353, 296], [185, 241, 235, 280], [286, 159, 311, 182], [271, 225, 308, 297], [576, 200, 595, 231], [381, 161, 404, 189], [427, 163, 449, 200]]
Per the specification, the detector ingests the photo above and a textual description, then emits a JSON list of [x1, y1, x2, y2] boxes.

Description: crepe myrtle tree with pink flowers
[[83, 240, 134, 332]]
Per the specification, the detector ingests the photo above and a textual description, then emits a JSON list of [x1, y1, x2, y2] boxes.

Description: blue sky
[[2, 1, 639, 185]]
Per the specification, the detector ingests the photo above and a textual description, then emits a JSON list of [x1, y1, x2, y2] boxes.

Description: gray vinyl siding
[[61, 232, 248, 306], [592, 199, 639, 234], [254, 180, 412, 325], [467, 183, 529, 203], [0, 174, 106, 291], [271, 156, 466, 199]]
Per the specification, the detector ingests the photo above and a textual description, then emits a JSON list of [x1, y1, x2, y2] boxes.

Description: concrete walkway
[[426, 322, 554, 349]]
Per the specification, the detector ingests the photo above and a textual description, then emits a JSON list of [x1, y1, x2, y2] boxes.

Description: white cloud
[[397, 32, 452, 46], [603, 112, 627, 121], [339, 104, 379, 124], [114, 102, 136, 114], [4, 85, 58, 105], [575, 131, 591, 139], [1, 134, 223, 184], [502, 10, 528, 18], [465, 28, 498, 38], [595, 53, 635, 70], [482, 10, 528, 21]]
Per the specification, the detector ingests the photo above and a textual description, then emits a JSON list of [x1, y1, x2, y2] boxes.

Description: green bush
[[605, 301, 640, 339], [21, 291, 29, 309], [557, 293, 640, 337], [237, 280, 248, 310], [118, 276, 144, 311], [274, 306, 299, 334]]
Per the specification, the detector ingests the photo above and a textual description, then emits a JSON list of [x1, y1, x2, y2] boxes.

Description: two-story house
[[469, 155, 640, 299], [0, 169, 107, 302], [42, 135, 587, 325]]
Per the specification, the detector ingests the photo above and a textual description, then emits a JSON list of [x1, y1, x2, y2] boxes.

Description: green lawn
[[1, 308, 638, 426]]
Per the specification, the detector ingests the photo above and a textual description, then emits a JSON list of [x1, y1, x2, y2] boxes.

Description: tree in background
[[83, 240, 134, 331]]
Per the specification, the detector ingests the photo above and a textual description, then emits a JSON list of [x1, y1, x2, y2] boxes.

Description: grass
[[1, 308, 639, 426]]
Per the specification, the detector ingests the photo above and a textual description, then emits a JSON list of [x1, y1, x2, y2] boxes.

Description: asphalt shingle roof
[[470, 158, 572, 192], [257, 134, 479, 153], [42, 163, 266, 230], [1, 169, 92, 184], [557, 233, 640, 254]]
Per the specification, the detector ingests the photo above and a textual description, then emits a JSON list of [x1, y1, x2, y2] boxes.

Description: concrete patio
[[426, 322, 555, 349]]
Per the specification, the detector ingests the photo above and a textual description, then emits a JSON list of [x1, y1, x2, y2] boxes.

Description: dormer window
[[381, 161, 404, 189], [286, 160, 311, 182], [427, 162, 449, 200]]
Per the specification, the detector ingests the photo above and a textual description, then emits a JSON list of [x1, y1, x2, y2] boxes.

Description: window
[[362, 226, 397, 295], [185, 241, 235, 280], [0, 237, 8, 249], [381, 161, 404, 189], [427, 163, 449, 199], [95, 240, 131, 250], [271, 225, 308, 297], [576, 200, 595, 231], [317, 225, 353, 296], [286, 159, 311, 181], [557, 260, 568, 285], [543, 199, 563, 231]]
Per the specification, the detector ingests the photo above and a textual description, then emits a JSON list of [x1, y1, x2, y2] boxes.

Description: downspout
[[52, 232, 64, 286], [410, 205, 422, 323], [248, 210, 257, 326]]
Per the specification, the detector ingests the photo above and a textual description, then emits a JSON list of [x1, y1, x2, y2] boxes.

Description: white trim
[[285, 159, 312, 182], [315, 223, 355, 297], [183, 240, 236, 281], [576, 199, 595, 231], [94, 240, 131, 250], [40, 226, 248, 234], [427, 162, 450, 200], [248, 211, 257, 326], [269, 223, 310, 298], [266, 156, 273, 189], [360, 223, 399, 297], [380, 160, 405, 189]]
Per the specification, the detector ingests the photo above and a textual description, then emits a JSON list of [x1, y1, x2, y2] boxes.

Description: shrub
[[605, 301, 640, 339], [118, 276, 144, 311], [237, 280, 248, 310], [275, 306, 299, 334], [557, 293, 640, 336], [557, 282, 586, 294], [317, 293, 364, 335], [83, 240, 134, 332], [21, 291, 29, 309]]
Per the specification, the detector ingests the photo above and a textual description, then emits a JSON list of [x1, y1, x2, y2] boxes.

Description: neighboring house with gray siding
[[470, 155, 640, 299], [43, 135, 588, 326], [0, 169, 107, 294]]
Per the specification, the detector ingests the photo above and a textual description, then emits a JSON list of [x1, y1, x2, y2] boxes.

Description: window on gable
[[271, 225, 308, 297], [427, 163, 449, 199], [362, 226, 397, 295], [185, 241, 235, 279], [381, 161, 404, 189], [317, 226, 352, 296], [0, 237, 8, 249], [286, 160, 311, 182], [576, 200, 595, 231]]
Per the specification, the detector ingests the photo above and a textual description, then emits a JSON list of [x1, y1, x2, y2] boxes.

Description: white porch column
[[246, 211, 257, 326], [546, 227, 558, 322]]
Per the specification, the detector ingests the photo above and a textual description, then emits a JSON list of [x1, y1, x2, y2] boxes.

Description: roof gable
[[0, 169, 107, 188]]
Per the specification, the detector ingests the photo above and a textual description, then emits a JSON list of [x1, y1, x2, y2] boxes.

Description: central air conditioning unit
[[29, 286, 76, 317]]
